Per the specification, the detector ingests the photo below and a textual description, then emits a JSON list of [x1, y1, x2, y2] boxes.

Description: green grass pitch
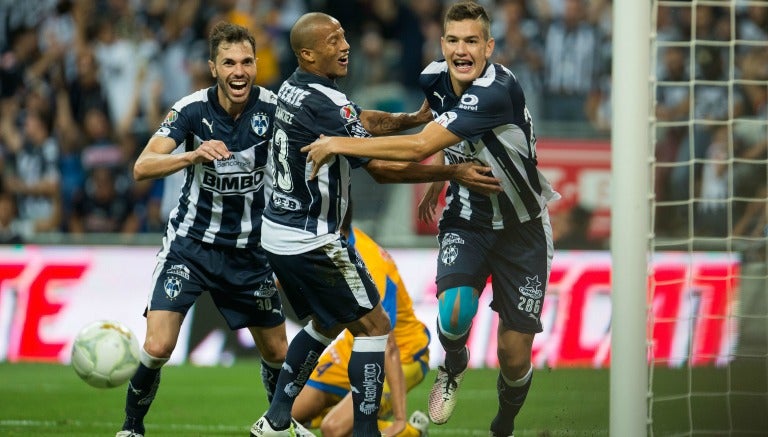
[[1, 360, 766, 436]]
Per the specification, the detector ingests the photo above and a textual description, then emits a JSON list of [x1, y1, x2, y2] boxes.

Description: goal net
[[649, 0, 768, 435]]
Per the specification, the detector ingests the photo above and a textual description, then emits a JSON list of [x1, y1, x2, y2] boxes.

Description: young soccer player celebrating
[[302, 3, 559, 436]]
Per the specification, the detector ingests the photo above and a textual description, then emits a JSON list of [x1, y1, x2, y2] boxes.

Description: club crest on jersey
[[340, 104, 358, 121], [251, 113, 270, 136], [162, 110, 179, 126], [164, 277, 183, 299]]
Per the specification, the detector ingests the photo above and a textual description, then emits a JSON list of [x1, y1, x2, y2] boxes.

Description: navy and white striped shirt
[[261, 69, 370, 255], [154, 85, 277, 248], [421, 60, 558, 229]]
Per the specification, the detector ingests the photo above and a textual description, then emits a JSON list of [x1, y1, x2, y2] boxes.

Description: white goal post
[[610, 0, 651, 436], [615, 1, 768, 436]]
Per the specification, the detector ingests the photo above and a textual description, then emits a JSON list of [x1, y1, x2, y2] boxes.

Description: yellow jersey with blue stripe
[[348, 227, 430, 364], [306, 227, 430, 401]]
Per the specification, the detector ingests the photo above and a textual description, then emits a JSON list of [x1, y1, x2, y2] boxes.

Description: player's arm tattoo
[[361, 109, 431, 136]]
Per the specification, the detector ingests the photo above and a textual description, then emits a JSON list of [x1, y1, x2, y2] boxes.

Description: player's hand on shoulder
[[454, 163, 502, 195], [193, 139, 231, 163], [302, 135, 336, 179]]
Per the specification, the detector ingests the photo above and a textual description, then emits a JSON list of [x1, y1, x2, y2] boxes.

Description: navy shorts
[[148, 235, 285, 330], [266, 238, 381, 330], [435, 211, 554, 334]]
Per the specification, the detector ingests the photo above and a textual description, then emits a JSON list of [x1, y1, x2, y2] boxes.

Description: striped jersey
[[347, 227, 430, 363], [421, 60, 559, 229], [262, 69, 370, 255], [153, 85, 277, 248]]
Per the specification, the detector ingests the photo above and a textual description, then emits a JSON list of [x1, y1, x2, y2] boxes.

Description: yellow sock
[[378, 420, 422, 437]]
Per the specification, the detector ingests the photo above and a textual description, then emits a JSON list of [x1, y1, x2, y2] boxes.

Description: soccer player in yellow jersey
[[291, 210, 430, 437]]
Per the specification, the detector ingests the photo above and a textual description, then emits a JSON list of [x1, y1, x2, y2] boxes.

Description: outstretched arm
[[303, 122, 460, 179], [364, 159, 501, 195], [360, 99, 432, 136]]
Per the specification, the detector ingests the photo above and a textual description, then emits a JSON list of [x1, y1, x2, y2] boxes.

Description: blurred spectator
[[92, 15, 160, 129], [668, 44, 743, 207], [653, 45, 691, 234], [0, 105, 62, 237], [68, 166, 139, 235], [348, 26, 408, 113], [694, 126, 729, 237], [0, 190, 24, 244], [541, 0, 603, 122], [65, 48, 112, 126], [738, 4, 768, 52], [553, 204, 603, 250], [492, 0, 544, 123], [733, 184, 767, 263]]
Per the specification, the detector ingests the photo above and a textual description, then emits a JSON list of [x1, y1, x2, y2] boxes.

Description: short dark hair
[[444, 1, 491, 40], [208, 21, 256, 61]]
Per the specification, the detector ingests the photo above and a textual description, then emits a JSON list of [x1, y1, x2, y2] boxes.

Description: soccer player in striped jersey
[[251, 11, 501, 437], [116, 22, 290, 437], [290, 208, 430, 437], [302, 2, 559, 436]]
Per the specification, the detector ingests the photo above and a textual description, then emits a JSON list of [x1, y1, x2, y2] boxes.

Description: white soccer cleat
[[249, 415, 296, 437], [291, 419, 315, 437], [408, 410, 430, 436], [116, 431, 143, 437], [427, 365, 467, 425]]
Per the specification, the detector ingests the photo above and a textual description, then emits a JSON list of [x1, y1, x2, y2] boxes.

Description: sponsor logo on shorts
[[519, 275, 543, 299], [441, 233, 464, 247], [252, 280, 277, 298], [164, 277, 183, 299], [166, 264, 190, 280]]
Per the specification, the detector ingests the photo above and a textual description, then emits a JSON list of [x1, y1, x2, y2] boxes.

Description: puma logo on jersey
[[433, 91, 446, 107], [202, 117, 214, 134]]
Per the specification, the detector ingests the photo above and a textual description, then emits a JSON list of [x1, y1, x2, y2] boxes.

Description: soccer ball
[[70, 320, 141, 389]]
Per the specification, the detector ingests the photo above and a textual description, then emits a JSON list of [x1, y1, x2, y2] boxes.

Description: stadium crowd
[[0, 0, 765, 247]]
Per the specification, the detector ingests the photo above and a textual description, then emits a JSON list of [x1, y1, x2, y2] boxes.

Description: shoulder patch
[[162, 110, 179, 126]]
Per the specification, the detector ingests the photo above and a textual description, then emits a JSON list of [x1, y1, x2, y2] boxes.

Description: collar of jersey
[[293, 68, 338, 89], [208, 85, 260, 118]]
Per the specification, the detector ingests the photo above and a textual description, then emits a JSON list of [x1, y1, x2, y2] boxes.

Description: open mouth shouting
[[338, 52, 349, 68], [453, 58, 474, 74], [229, 78, 249, 98]]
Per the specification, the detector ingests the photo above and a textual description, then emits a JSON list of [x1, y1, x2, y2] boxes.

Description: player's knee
[[142, 339, 174, 360], [319, 415, 346, 437], [437, 286, 478, 338], [259, 346, 286, 363], [140, 347, 169, 369]]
